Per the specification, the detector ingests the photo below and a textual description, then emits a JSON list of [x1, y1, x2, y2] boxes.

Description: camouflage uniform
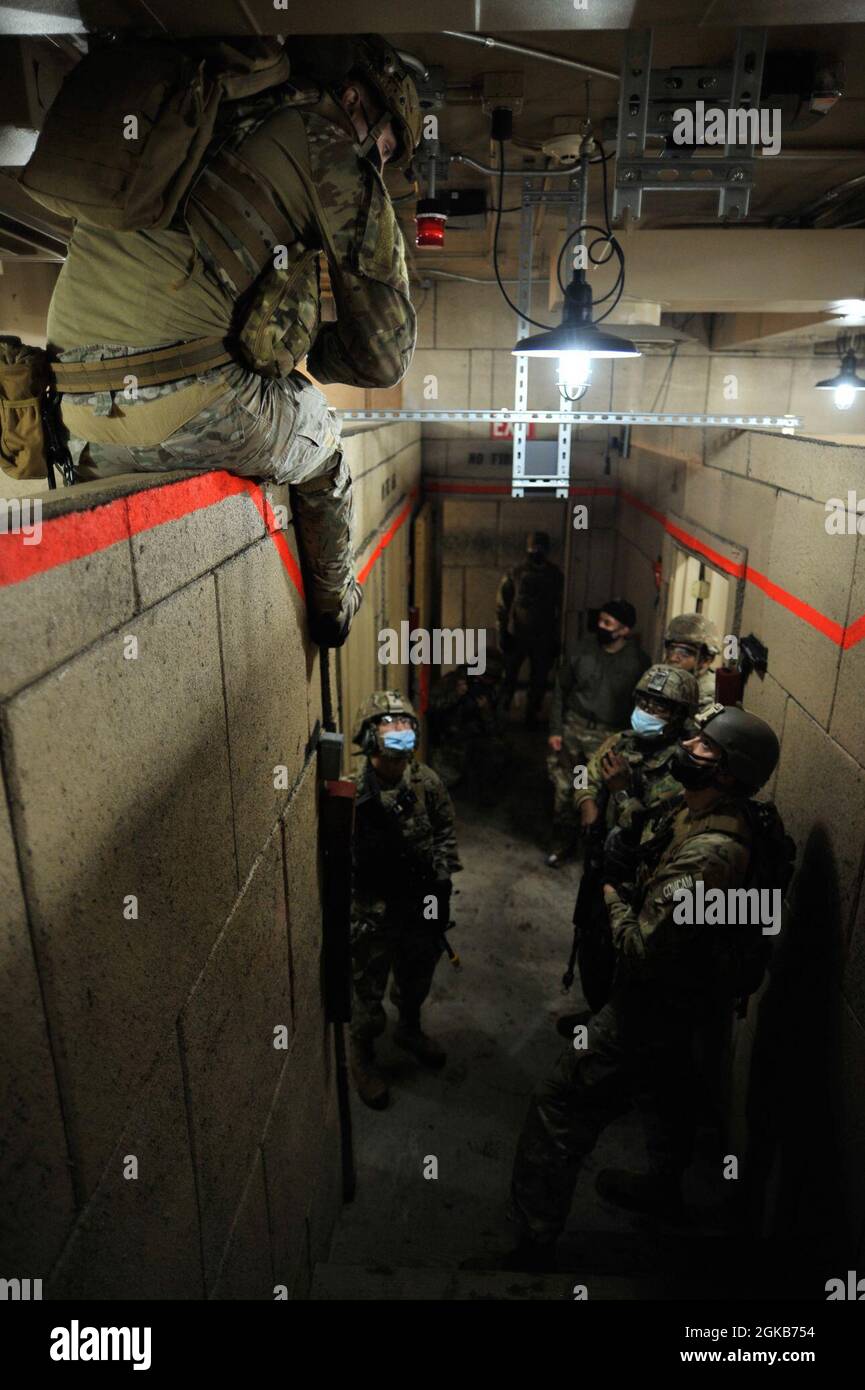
[[548, 635, 650, 852], [574, 731, 684, 834], [496, 542, 564, 722], [427, 662, 508, 798], [511, 793, 753, 1243], [47, 74, 417, 637], [349, 757, 462, 1045]]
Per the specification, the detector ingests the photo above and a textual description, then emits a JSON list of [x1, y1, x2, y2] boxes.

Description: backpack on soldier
[[724, 798, 796, 1008], [19, 36, 293, 231], [634, 793, 796, 1008]]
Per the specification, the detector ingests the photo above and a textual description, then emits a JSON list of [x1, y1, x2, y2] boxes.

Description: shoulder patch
[[662, 874, 695, 900]]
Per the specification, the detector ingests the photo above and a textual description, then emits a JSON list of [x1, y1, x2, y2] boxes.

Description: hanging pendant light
[[815, 348, 865, 412], [513, 272, 640, 396]]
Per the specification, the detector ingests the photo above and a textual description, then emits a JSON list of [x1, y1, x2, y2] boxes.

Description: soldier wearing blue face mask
[[555, 664, 701, 1034], [573, 664, 701, 837], [348, 690, 462, 1109]]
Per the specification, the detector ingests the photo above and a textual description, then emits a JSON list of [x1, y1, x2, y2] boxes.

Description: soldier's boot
[[349, 1040, 390, 1110], [393, 1010, 447, 1069], [595, 1168, 685, 1219], [555, 1008, 593, 1038], [292, 452, 363, 648]]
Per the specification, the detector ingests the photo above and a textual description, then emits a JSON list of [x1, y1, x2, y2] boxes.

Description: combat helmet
[[664, 612, 721, 657], [635, 663, 699, 715], [290, 33, 421, 171], [353, 689, 419, 751], [694, 703, 780, 793]]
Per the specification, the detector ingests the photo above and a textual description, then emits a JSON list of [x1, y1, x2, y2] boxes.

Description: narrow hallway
[[316, 724, 758, 1300]]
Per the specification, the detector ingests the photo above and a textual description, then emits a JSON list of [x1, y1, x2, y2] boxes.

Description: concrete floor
[[313, 721, 764, 1301]]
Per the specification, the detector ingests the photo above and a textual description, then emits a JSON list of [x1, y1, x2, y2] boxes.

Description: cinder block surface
[[3, 576, 236, 1195], [0, 538, 136, 699], [704, 429, 750, 477], [434, 281, 525, 350], [706, 355, 793, 417], [441, 565, 464, 631], [282, 762, 322, 1035], [47, 1041, 203, 1300], [131, 488, 264, 610], [216, 537, 309, 880], [441, 499, 498, 567], [758, 491, 849, 727], [774, 699, 865, 935], [748, 434, 865, 506], [463, 567, 501, 639], [262, 1012, 334, 1297], [468, 349, 493, 409], [742, 671, 789, 799], [179, 829, 291, 1288], [832, 539, 865, 766], [0, 765, 75, 1272], [402, 349, 470, 413], [212, 1153, 274, 1300]]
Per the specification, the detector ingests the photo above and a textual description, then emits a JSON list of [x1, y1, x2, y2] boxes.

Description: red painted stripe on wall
[[429, 478, 863, 650]]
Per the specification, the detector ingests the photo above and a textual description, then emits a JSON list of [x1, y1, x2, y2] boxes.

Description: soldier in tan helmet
[[349, 691, 462, 1110], [663, 613, 722, 712], [42, 33, 421, 647]]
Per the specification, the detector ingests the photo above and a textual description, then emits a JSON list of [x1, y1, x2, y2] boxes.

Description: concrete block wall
[[0, 429, 416, 1298], [610, 426, 865, 1265], [337, 423, 422, 757]]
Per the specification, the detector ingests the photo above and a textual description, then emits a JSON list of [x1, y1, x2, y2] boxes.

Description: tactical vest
[[639, 796, 794, 1003], [510, 560, 561, 632]]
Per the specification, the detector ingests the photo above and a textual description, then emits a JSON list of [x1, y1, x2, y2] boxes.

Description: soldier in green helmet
[[663, 612, 722, 712], [555, 663, 701, 1029], [349, 690, 462, 1110], [46, 33, 421, 648], [573, 663, 701, 837], [484, 705, 786, 1271]]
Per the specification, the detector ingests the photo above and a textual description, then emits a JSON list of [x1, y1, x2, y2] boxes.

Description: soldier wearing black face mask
[[546, 598, 650, 867], [496, 531, 564, 728]]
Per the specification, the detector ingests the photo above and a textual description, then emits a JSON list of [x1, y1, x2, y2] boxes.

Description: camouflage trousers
[[511, 982, 700, 1244], [64, 361, 342, 487], [547, 716, 617, 852], [62, 358, 357, 621], [350, 913, 443, 1045]]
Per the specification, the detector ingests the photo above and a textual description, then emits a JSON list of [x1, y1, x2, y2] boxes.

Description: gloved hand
[[308, 577, 363, 649]]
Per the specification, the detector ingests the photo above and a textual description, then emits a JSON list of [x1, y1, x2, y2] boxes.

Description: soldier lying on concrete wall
[[41, 34, 420, 647]]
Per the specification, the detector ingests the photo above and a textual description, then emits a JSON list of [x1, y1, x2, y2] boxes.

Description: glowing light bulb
[[558, 351, 592, 392], [834, 383, 856, 411]]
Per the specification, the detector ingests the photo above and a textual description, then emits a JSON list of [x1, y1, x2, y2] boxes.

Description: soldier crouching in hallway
[[472, 705, 781, 1272], [348, 691, 462, 1110], [546, 598, 650, 868], [427, 651, 508, 804]]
